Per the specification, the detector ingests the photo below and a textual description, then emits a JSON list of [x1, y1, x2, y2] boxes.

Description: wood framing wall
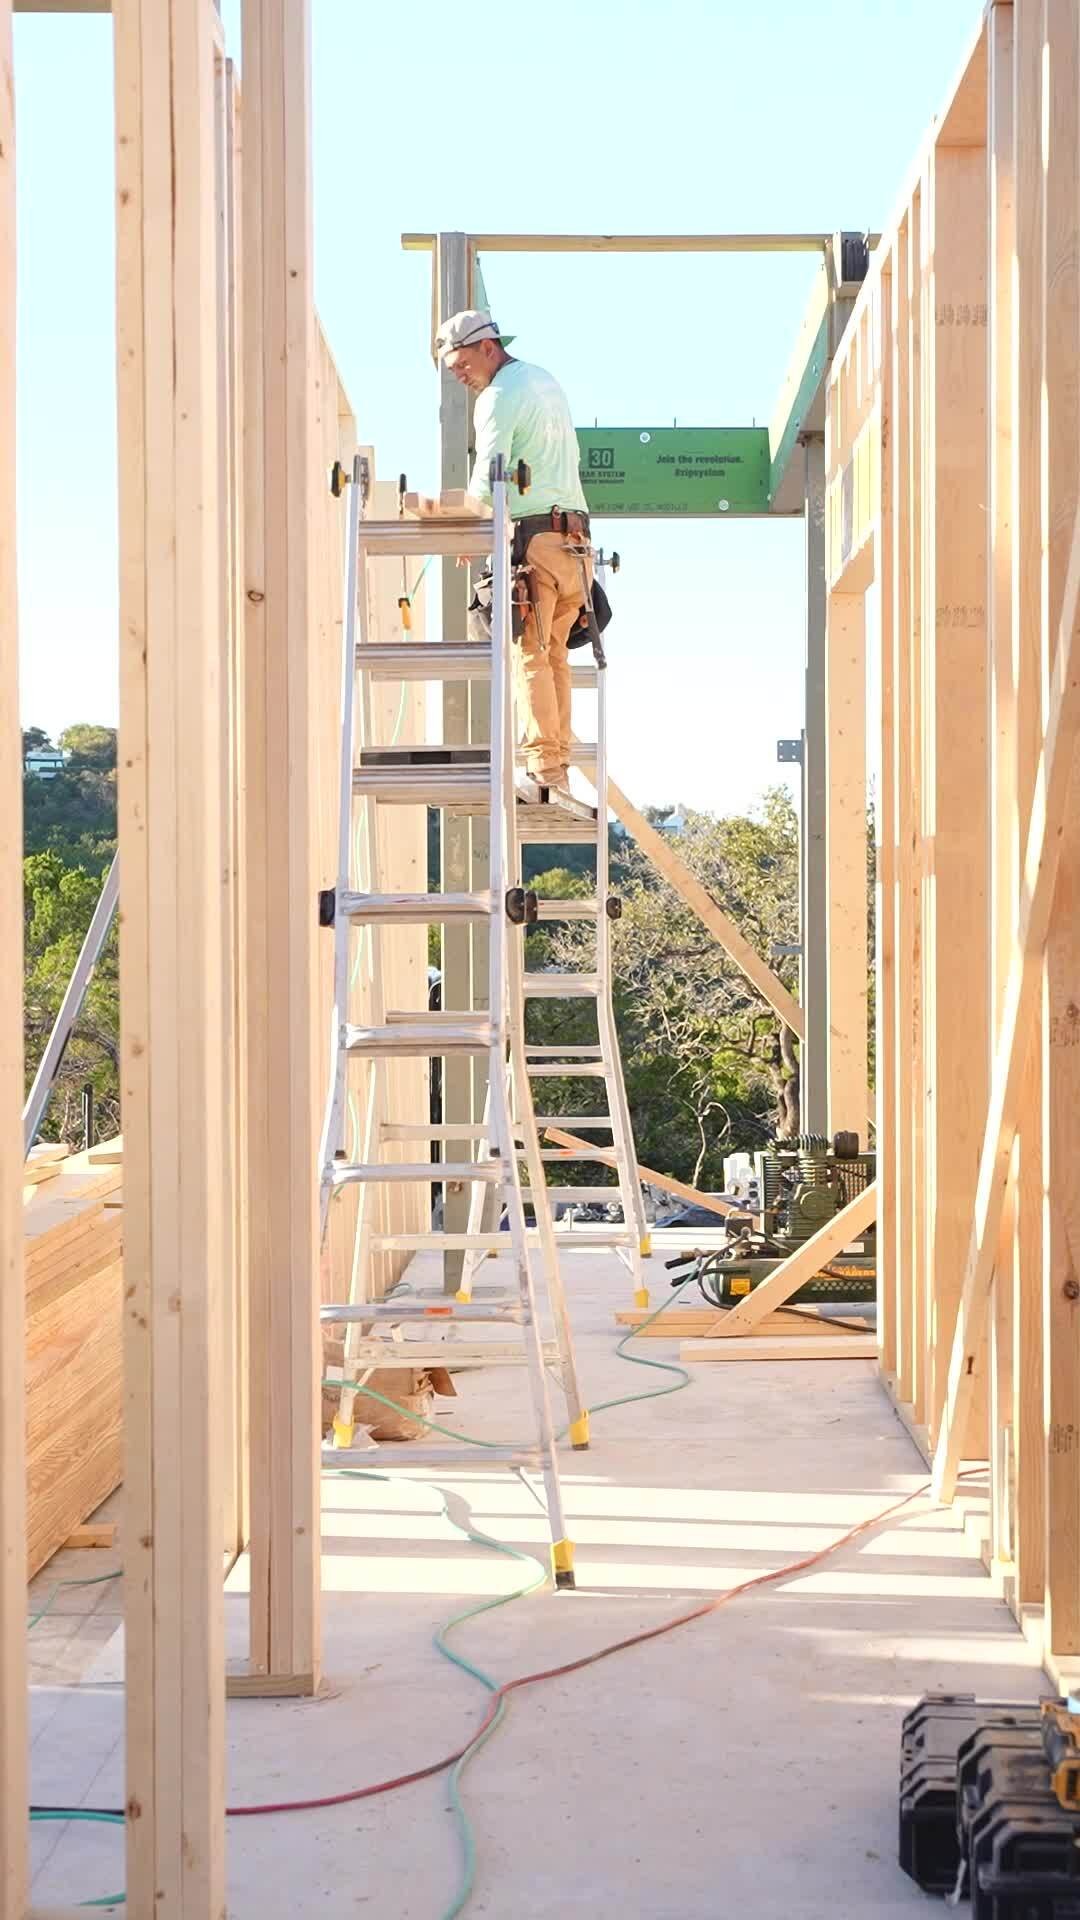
[[828, 0, 1080, 1679], [1, 0, 431, 1906]]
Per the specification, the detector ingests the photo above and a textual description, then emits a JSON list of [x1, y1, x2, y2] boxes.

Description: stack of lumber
[[23, 1138, 124, 1577]]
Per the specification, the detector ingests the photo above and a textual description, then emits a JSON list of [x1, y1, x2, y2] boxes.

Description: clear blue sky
[[15, 0, 979, 813]]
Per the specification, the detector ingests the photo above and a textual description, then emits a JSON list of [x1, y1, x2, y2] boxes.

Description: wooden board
[[922, 136, 990, 1448], [241, 0, 320, 1693], [25, 1256, 123, 1578], [1010, 0, 1046, 1612], [114, 0, 229, 1907], [1040, 0, 1080, 1659], [825, 590, 868, 1141], [681, 1336, 877, 1363], [0, 1, 26, 1908]]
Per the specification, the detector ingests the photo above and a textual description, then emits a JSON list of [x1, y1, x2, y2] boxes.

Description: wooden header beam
[[403, 231, 833, 255]]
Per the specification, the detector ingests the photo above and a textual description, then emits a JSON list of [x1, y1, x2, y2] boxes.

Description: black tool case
[[891, 1689, 1060, 1896], [958, 1720, 1080, 1918]]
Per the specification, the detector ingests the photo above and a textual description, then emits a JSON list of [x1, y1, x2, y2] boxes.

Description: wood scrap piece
[[63, 1524, 118, 1550], [543, 1126, 753, 1221], [615, 1306, 873, 1339], [681, 1335, 877, 1362]]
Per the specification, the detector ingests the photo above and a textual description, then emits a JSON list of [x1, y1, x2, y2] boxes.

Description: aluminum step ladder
[[316, 455, 586, 1588], [460, 553, 652, 1308]]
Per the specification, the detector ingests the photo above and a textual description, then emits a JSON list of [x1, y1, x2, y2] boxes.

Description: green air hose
[[28, 1568, 122, 1632], [29, 1809, 124, 1907], [327, 1268, 702, 1919]]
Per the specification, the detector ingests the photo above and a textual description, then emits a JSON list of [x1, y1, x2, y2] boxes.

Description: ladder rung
[[521, 1187, 624, 1205], [522, 973, 600, 998], [380, 1123, 491, 1143], [356, 641, 492, 681], [355, 517, 494, 559], [553, 1225, 637, 1246], [529, 1117, 613, 1128], [323, 1444, 543, 1470], [321, 1300, 528, 1325], [327, 1340, 558, 1368], [526, 1062, 607, 1077], [344, 1021, 493, 1057], [569, 663, 599, 688], [533, 1149, 611, 1162], [340, 890, 493, 923], [329, 1160, 505, 1187], [533, 899, 599, 921], [524, 1045, 603, 1057]]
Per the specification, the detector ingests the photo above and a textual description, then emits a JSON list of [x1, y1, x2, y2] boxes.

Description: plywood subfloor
[[29, 1250, 1041, 1917]]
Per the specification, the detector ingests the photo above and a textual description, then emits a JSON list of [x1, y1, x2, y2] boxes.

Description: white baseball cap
[[435, 309, 516, 357]]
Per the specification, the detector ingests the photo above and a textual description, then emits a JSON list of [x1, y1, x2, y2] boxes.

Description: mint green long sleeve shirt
[[467, 359, 588, 521]]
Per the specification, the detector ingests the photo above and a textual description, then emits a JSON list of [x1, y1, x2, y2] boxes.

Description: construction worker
[[435, 309, 593, 798]]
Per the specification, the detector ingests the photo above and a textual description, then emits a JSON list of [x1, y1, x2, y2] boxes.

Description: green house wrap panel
[[576, 426, 771, 516]]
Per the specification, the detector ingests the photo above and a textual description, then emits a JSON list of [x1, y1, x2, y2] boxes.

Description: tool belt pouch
[[468, 564, 530, 642], [467, 568, 493, 645], [568, 576, 612, 650]]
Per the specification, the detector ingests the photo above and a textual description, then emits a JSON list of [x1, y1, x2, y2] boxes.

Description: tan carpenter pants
[[514, 530, 592, 779]]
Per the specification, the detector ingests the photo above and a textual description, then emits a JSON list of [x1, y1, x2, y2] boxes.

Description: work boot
[[539, 766, 570, 795]]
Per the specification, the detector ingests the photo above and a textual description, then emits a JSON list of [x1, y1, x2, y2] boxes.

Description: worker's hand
[[455, 555, 470, 568]]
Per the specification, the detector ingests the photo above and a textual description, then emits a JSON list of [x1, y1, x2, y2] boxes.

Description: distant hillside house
[[24, 747, 66, 780]]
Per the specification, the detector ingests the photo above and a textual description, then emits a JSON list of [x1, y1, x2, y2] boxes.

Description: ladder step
[[569, 663, 599, 688], [321, 1301, 528, 1325], [357, 641, 492, 681], [355, 517, 494, 559], [516, 809, 599, 844], [522, 973, 600, 998], [340, 890, 493, 923], [533, 899, 599, 921], [323, 1443, 543, 1470], [327, 1340, 558, 1368], [554, 1224, 638, 1247], [533, 1149, 611, 1162], [329, 1160, 506, 1188], [526, 1061, 608, 1078], [529, 1117, 613, 1129], [344, 1021, 493, 1057], [380, 1123, 491, 1143]]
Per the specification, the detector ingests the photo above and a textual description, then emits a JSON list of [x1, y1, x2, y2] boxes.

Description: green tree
[[58, 723, 117, 771], [23, 849, 120, 1145], [23, 720, 116, 873]]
